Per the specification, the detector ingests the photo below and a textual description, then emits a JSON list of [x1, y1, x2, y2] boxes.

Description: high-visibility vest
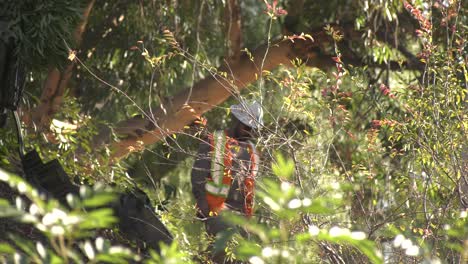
[[205, 130, 259, 218]]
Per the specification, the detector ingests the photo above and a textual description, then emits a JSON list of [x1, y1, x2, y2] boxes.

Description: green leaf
[[272, 153, 295, 179], [95, 254, 130, 264], [79, 208, 117, 230], [0, 243, 15, 254], [0, 206, 24, 218], [303, 198, 338, 214], [316, 232, 382, 264], [235, 241, 261, 259], [83, 193, 116, 208]]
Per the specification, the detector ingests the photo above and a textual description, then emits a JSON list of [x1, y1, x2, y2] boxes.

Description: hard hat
[[230, 101, 264, 129]]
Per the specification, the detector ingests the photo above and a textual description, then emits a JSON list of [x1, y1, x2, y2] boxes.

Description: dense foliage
[[0, 0, 83, 67], [0, 0, 466, 263]]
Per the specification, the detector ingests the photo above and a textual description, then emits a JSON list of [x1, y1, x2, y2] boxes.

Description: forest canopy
[[0, 0, 466, 263]]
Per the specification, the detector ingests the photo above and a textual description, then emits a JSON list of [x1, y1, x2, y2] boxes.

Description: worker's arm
[[191, 139, 211, 218]]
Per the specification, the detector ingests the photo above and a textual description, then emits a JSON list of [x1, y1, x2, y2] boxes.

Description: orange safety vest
[[205, 130, 258, 218]]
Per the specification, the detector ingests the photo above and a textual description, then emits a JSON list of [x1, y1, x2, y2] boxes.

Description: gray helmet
[[230, 101, 264, 129]]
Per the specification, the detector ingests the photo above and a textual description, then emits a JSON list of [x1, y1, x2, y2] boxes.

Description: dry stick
[[258, 16, 274, 106]]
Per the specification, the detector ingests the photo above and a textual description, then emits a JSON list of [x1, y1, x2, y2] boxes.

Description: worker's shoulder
[[194, 130, 221, 149], [246, 141, 261, 156]]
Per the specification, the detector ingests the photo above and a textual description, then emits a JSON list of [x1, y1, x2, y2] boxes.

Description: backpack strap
[[244, 142, 259, 218]]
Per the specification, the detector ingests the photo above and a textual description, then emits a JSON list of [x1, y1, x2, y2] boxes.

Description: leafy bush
[[0, 168, 137, 263], [221, 154, 383, 263]]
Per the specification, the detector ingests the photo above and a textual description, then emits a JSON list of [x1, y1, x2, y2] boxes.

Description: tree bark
[[225, 0, 242, 63], [24, 0, 95, 131]]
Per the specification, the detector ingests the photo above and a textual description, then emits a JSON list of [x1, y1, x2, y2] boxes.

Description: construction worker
[[191, 101, 262, 259]]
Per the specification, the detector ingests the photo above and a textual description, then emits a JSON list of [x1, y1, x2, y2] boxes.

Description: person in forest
[[191, 101, 262, 257]]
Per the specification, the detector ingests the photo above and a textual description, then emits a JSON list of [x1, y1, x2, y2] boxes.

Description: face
[[235, 122, 253, 141]]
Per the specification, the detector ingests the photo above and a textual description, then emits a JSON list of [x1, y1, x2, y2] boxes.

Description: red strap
[[244, 144, 257, 218]]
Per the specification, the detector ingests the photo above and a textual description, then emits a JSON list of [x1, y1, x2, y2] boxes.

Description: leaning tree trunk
[[23, 0, 95, 131], [93, 35, 334, 162]]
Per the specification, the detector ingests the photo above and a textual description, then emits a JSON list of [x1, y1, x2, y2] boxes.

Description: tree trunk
[[96, 37, 332, 161], [225, 0, 242, 63], [24, 0, 95, 131], [87, 23, 420, 162]]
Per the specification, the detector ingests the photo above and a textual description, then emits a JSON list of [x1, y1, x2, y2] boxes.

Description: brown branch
[[459, 145, 468, 209], [23, 0, 96, 131]]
